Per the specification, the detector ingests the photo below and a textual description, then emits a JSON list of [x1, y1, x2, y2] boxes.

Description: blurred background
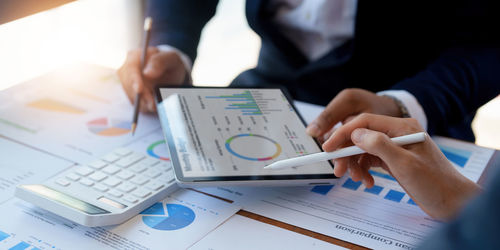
[[0, 0, 498, 149]]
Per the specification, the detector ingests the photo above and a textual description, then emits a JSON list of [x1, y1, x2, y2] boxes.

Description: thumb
[[351, 128, 407, 166]]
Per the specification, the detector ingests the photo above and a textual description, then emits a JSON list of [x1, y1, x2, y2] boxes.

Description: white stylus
[[264, 132, 426, 170]]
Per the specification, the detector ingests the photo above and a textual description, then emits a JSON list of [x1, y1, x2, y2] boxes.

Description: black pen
[[131, 17, 153, 135]]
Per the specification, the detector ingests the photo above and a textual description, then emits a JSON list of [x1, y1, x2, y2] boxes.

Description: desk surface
[[202, 150, 500, 249]]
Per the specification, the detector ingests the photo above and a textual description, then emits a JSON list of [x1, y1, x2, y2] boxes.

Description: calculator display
[[21, 185, 110, 215]]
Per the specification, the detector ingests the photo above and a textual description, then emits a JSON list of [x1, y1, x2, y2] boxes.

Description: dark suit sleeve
[[146, 0, 219, 62], [391, 48, 500, 137]]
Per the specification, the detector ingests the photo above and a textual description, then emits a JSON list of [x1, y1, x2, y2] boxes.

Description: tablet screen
[[157, 88, 334, 181]]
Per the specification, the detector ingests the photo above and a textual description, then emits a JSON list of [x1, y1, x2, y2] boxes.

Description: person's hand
[[322, 113, 481, 220], [306, 88, 403, 142], [118, 47, 189, 113]]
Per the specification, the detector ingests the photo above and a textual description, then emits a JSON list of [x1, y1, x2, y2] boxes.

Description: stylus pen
[[131, 16, 153, 135], [264, 132, 426, 170]]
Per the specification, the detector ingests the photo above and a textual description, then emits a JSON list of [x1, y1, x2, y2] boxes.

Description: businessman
[[118, 0, 500, 142]]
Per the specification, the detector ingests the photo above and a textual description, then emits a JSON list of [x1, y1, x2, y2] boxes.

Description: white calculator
[[15, 148, 179, 227]]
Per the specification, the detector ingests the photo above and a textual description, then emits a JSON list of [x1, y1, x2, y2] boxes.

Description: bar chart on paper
[[434, 136, 494, 182], [0, 228, 53, 250], [311, 169, 416, 206], [439, 144, 471, 167], [27, 98, 86, 114]]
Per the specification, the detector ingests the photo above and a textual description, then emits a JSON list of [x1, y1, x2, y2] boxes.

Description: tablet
[[155, 86, 336, 187]]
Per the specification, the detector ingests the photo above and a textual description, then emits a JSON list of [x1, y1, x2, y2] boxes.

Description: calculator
[[15, 148, 179, 227]]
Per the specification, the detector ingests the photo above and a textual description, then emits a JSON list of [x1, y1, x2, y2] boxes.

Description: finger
[[318, 127, 335, 144], [350, 128, 411, 167], [323, 113, 422, 151], [358, 157, 375, 188], [348, 155, 363, 182], [358, 153, 386, 170], [143, 51, 182, 80], [333, 158, 349, 177], [306, 89, 368, 137], [142, 88, 157, 113], [118, 48, 158, 104], [342, 115, 357, 125]]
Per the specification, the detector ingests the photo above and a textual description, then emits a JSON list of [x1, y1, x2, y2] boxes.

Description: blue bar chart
[[9, 241, 30, 250], [205, 90, 282, 116], [311, 171, 418, 206], [311, 185, 334, 195], [0, 230, 9, 242], [206, 90, 263, 115], [438, 145, 472, 167]]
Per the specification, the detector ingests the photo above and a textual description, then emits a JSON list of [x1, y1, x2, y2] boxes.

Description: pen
[[131, 16, 153, 135], [264, 132, 426, 170]]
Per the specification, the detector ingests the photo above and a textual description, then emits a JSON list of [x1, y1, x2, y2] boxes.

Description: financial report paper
[[0, 189, 240, 250]]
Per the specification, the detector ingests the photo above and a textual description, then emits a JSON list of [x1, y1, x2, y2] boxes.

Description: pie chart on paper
[[140, 202, 196, 231], [87, 117, 132, 136]]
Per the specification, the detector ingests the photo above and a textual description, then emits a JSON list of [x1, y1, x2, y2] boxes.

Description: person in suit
[[118, 0, 500, 142]]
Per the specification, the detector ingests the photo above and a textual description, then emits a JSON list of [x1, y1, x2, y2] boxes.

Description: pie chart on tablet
[[87, 117, 131, 136], [140, 202, 195, 231]]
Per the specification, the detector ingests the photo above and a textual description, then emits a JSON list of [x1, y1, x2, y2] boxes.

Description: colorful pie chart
[[147, 140, 170, 161], [87, 117, 131, 136], [225, 134, 282, 161]]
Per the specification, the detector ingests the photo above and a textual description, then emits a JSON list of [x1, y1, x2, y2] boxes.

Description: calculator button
[[115, 153, 145, 168], [75, 166, 94, 176], [116, 170, 135, 180], [102, 165, 121, 175], [130, 176, 149, 185], [132, 188, 151, 198], [103, 177, 122, 187], [145, 181, 164, 191], [117, 183, 137, 193], [94, 183, 109, 192], [56, 178, 71, 187], [108, 189, 123, 198], [157, 174, 173, 183], [88, 160, 107, 170], [129, 163, 148, 173], [142, 158, 160, 166], [79, 179, 94, 186], [158, 162, 172, 169], [66, 173, 80, 181], [123, 195, 138, 204], [113, 148, 132, 156], [145, 169, 162, 178], [102, 153, 120, 163], [88, 172, 107, 182]]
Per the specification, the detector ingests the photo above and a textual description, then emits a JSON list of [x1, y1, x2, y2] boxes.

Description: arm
[[392, 48, 500, 138], [117, 0, 219, 112], [306, 49, 500, 141], [147, 0, 219, 62]]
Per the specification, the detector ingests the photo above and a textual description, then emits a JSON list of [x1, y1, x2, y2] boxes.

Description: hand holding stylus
[[316, 114, 479, 220]]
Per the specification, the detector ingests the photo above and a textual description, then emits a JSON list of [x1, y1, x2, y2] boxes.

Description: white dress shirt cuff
[[377, 90, 428, 131], [157, 44, 193, 72]]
